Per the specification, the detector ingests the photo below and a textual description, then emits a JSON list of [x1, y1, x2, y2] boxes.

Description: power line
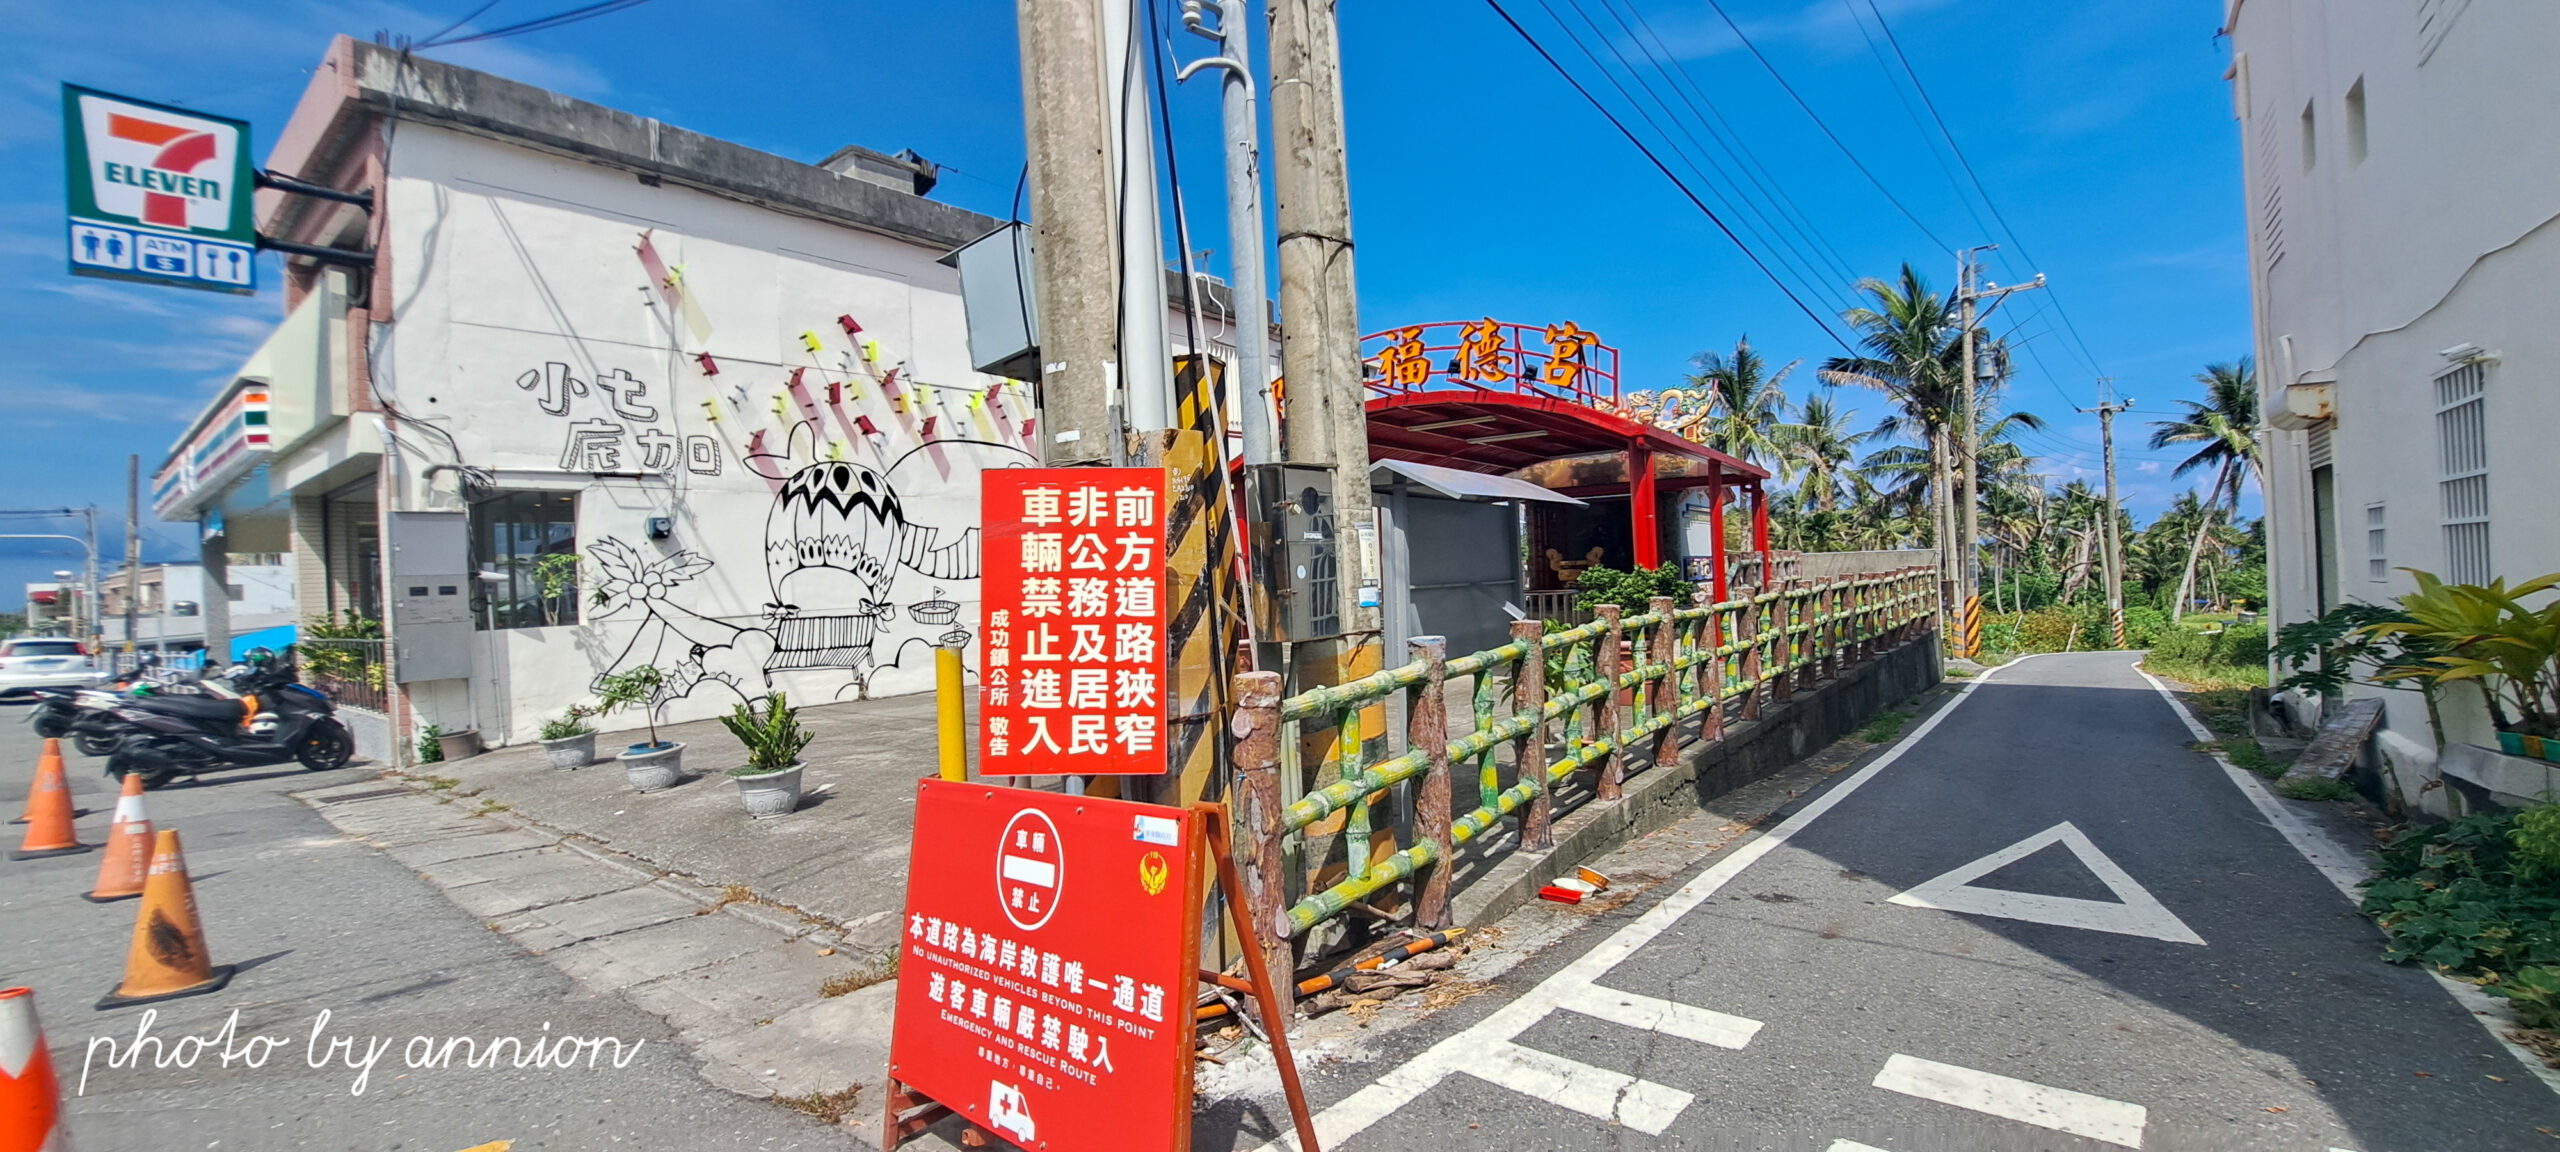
[[1857, 0, 2109, 380], [1540, 0, 1856, 319], [1698, 0, 1951, 254], [421, 0, 654, 47], [420, 0, 505, 46], [1483, 0, 1854, 352]]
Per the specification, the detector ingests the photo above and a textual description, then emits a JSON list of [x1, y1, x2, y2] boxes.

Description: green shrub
[[415, 723, 445, 764], [2014, 608, 2080, 652], [2361, 809, 2560, 978], [2514, 805, 2560, 885], [1573, 564, 1695, 612]]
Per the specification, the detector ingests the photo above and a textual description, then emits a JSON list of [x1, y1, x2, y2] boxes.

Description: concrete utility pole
[[2085, 388, 2133, 649], [1268, 0, 1381, 671], [123, 454, 140, 658], [1179, 0, 1276, 465], [1016, 0, 1124, 465], [1953, 247, 2042, 655]]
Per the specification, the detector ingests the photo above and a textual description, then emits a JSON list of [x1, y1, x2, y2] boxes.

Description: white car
[[0, 638, 109, 698]]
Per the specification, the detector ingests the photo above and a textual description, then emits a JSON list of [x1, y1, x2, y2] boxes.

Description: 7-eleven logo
[[76, 95, 239, 233]]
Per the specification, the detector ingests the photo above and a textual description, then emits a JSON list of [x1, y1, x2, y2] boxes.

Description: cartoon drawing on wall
[[587, 427, 1033, 702]]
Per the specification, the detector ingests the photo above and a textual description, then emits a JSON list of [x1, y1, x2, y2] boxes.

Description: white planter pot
[[542, 732, 596, 770], [731, 762, 806, 819], [433, 728, 484, 761], [619, 741, 685, 792]]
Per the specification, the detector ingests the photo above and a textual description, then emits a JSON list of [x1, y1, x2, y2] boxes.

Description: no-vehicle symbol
[[998, 808, 1063, 931]]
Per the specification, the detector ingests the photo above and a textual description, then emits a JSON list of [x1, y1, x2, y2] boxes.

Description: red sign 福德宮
[[979, 468, 1169, 776], [888, 780, 1204, 1150]]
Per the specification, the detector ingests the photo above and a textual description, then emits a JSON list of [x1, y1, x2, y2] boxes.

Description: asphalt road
[[0, 702, 855, 1149], [1232, 652, 2560, 1152]]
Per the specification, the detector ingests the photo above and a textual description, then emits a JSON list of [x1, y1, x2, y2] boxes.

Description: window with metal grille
[[2367, 503, 2387, 581], [2435, 362, 2489, 583]]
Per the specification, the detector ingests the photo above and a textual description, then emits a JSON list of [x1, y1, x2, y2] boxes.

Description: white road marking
[[1873, 1053, 2147, 1148], [1246, 656, 2049, 1151], [2133, 661, 2560, 1101], [1464, 1039, 1694, 1134], [1556, 982, 1763, 1049], [1826, 1142, 1891, 1152], [1888, 821, 2206, 945]]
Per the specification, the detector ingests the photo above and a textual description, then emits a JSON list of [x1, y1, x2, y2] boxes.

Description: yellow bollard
[[935, 644, 967, 782]]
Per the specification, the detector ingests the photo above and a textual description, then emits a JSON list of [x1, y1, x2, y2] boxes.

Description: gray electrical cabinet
[[1246, 465, 1342, 641], [940, 222, 1041, 382], [389, 511, 473, 683]]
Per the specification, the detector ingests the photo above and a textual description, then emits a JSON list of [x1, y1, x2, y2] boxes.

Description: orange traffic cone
[[83, 772, 153, 903], [9, 737, 88, 827], [97, 829, 234, 1010], [8, 740, 88, 861], [0, 986, 65, 1152]]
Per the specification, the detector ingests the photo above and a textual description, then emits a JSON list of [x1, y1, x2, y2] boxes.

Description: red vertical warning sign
[[889, 780, 1204, 1150], [979, 468, 1169, 776]]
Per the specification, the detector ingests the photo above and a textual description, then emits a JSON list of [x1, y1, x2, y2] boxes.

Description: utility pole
[[1269, 0, 1382, 685], [2083, 387, 2133, 649], [1016, 0, 1123, 465], [1179, 0, 1276, 466], [1952, 247, 2042, 658], [123, 454, 140, 661], [83, 506, 98, 654]]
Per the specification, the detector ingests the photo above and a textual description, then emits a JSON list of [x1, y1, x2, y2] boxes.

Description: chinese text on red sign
[[980, 468, 1168, 776]]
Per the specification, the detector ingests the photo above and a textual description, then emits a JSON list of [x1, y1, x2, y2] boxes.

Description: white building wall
[[2229, 0, 2560, 809], [379, 125, 1038, 746]]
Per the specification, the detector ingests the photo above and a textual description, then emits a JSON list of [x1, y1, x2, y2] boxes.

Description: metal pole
[[84, 508, 98, 654], [1104, 0, 1173, 433], [1178, 0, 1275, 465], [123, 455, 140, 658], [936, 644, 968, 782]]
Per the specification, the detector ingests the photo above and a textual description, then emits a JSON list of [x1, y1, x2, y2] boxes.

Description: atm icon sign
[[998, 808, 1063, 932]]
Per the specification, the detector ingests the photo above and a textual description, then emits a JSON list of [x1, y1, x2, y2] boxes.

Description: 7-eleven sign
[[63, 84, 257, 294]]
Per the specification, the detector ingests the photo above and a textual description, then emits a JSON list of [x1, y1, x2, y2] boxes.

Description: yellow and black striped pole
[[1961, 594, 1983, 659]]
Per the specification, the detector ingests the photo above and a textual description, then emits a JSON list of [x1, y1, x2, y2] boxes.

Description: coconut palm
[[2148, 357, 2262, 619], [1777, 393, 1872, 513], [1821, 265, 1965, 582], [1688, 336, 1799, 474]]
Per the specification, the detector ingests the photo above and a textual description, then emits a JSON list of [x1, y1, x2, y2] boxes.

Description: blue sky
[[0, 0, 2249, 596]]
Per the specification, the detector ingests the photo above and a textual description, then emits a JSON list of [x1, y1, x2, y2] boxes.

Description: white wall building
[[98, 561, 295, 653], [2225, 0, 2560, 811], [161, 37, 1249, 755]]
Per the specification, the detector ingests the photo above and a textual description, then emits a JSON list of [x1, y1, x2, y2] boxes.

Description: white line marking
[[2133, 660, 2560, 1100], [1827, 1142, 1891, 1152], [1556, 982, 1763, 1049], [1888, 822, 2206, 945], [1464, 1039, 1694, 1135], [1873, 1052, 2147, 1148], [1247, 655, 2048, 1151]]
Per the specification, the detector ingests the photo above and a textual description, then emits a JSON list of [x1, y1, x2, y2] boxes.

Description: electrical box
[[940, 221, 1042, 382], [1246, 465, 1342, 641], [388, 511, 472, 683]]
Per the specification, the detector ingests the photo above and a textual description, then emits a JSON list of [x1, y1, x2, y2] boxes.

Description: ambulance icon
[[988, 1080, 1036, 1143]]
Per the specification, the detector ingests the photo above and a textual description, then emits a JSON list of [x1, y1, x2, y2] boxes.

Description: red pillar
[[1750, 482, 1770, 554], [1707, 466, 1728, 604], [1629, 440, 1659, 569]]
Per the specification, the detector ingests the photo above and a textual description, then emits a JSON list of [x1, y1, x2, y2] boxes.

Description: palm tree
[[1777, 393, 1872, 514], [2147, 357, 2262, 619], [1689, 336, 1799, 476], [1821, 265, 1965, 586]]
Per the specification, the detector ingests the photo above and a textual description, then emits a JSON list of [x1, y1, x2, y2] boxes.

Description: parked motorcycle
[[27, 666, 224, 757], [100, 657, 355, 788]]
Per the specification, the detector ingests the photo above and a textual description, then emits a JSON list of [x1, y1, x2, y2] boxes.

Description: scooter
[[102, 660, 354, 788], [27, 667, 224, 757]]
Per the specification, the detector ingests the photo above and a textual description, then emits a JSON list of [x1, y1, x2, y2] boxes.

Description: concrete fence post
[[1409, 636, 1454, 930], [1231, 670, 1293, 1002], [1512, 618, 1553, 851], [1739, 591, 1764, 722], [1593, 603, 1623, 801], [1648, 595, 1678, 779]]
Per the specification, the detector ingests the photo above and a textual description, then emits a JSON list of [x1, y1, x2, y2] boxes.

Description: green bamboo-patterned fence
[[1229, 568, 1935, 955]]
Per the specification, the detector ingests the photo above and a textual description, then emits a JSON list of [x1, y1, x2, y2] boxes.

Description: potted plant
[[431, 725, 484, 762], [538, 704, 598, 769], [721, 692, 812, 819], [599, 665, 682, 791], [2365, 569, 2560, 761]]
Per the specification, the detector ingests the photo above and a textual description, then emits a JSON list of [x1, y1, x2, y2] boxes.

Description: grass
[[2173, 687, 2288, 778], [777, 1084, 864, 1125], [2141, 656, 2269, 693], [418, 775, 461, 792], [1857, 709, 1913, 743], [471, 798, 512, 817], [819, 954, 898, 999], [2277, 777, 2360, 801]]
